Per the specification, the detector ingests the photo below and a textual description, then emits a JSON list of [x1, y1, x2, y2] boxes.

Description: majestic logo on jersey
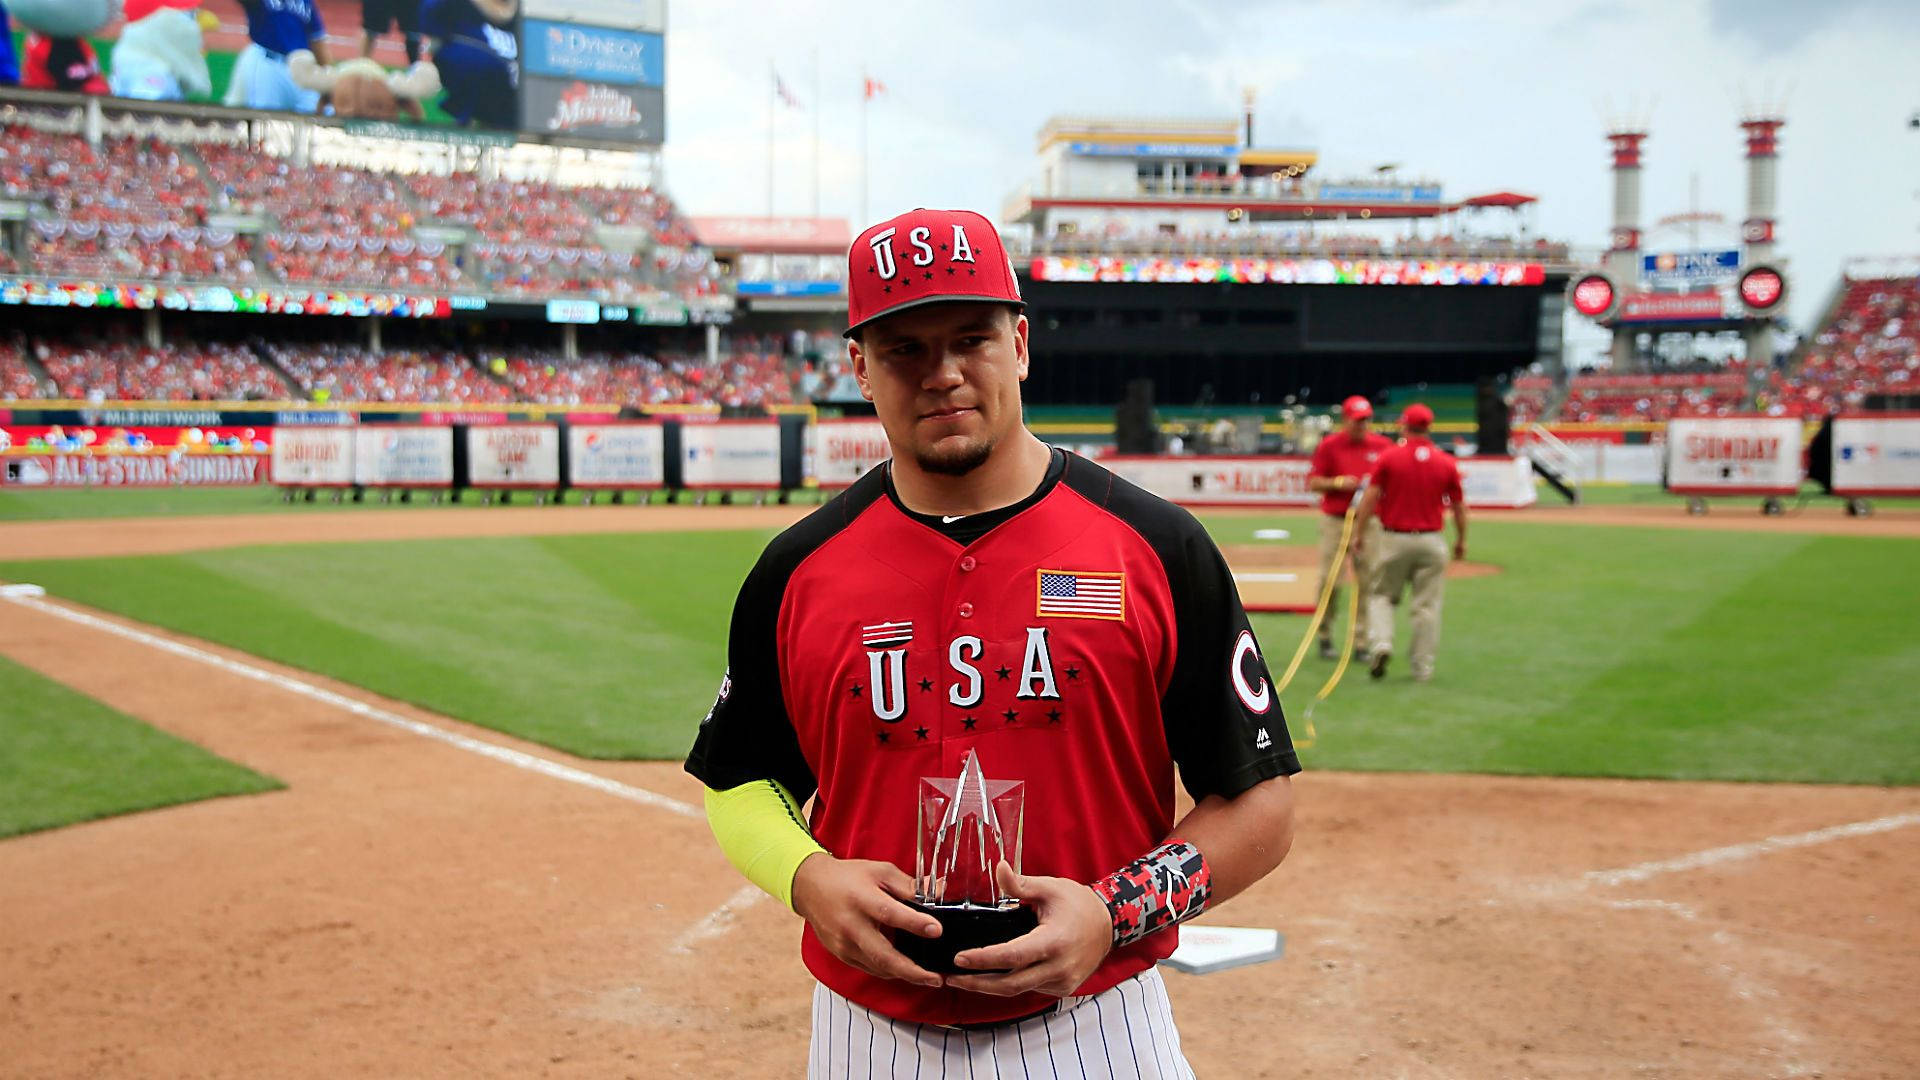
[[867, 223, 978, 282], [701, 668, 732, 725], [1231, 629, 1272, 715], [861, 620, 914, 648], [1036, 569, 1126, 621]]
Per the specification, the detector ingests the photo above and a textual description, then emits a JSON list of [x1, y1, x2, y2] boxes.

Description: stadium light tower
[[1605, 126, 1648, 367], [1740, 113, 1785, 368]]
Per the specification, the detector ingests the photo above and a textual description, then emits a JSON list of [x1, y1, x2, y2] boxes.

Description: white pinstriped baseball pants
[[809, 969, 1196, 1079]]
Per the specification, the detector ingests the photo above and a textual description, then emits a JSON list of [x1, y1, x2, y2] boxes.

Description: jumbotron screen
[[2, 0, 664, 143]]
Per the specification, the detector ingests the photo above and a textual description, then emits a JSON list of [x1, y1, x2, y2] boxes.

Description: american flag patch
[[861, 620, 914, 648], [1036, 569, 1126, 621]]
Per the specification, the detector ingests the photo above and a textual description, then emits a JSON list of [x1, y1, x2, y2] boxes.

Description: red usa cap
[[1401, 403, 1435, 427], [844, 208, 1023, 338], [1341, 395, 1373, 421]]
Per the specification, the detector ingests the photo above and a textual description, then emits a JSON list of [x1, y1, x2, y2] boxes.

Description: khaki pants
[[1367, 530, 1449, 678], [1315, 513, 1380, 649]]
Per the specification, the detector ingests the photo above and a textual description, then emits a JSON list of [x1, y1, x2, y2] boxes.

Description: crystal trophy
[[894, 750, 1038, 974]]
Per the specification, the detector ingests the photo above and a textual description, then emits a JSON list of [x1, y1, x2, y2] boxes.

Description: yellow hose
[[1273, 502, 1364, 750]]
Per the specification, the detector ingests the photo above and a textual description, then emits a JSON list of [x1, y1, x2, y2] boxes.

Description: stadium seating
[[1507, 374, 1553, 425], [1, 123, 722, 303], [199, 145, 420, 239], [28, 220, 255, 282], [1555, 370, 1748, 423], [34, 339, 290, 402], [2, 337, 51, 399], [0, 128, 209, 225], [1762, 276, 1920, 417], [262, 343, 513, 405]]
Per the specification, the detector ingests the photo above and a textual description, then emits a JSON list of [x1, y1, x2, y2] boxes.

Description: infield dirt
[[2, 503, 1917, 1078]]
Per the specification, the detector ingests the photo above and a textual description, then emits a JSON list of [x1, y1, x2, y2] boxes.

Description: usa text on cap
[[1341, 395, 1373, 421], [845, 208, 1023, 338]]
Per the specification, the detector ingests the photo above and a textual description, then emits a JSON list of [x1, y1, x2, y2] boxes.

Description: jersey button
[[958, 602, 974, 618], [959, 556, 977, 572]]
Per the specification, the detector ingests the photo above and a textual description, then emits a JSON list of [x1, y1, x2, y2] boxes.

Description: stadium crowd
[[32, 338, 289, 402], [1759, 276, 1919, 417], [0, 126, 720, 301]]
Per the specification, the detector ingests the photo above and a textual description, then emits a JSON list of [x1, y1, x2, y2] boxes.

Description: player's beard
[[916, 431, 997, 476]]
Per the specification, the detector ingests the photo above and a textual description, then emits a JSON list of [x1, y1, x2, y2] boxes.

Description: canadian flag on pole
[[864, 76, 887, 100]]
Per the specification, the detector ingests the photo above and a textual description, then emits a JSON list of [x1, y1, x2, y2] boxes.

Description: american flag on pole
[[1036, 569, 1126, 621], [861, 620, 914, 648]]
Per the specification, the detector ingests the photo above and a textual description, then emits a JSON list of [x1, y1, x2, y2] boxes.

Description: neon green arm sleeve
[[703, 779, 829, 911]]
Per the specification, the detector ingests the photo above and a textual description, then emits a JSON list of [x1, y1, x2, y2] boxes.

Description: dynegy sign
[[522, 20, 665, 86]]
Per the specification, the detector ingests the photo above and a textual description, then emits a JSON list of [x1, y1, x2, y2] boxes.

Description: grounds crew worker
[[1306, 395, 1393, 660], [1351, 403, 1467, 682], [686, 207, 1299, 1076]]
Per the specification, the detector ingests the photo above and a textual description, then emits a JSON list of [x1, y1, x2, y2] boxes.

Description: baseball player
[[361, 0, 423, 64], [1350, 403, 1468, 682], [687, 208, 1300, 1077], [1305, 395, 1393, 660], [419, 0, 519, 130], [226, 0, 331, 113]]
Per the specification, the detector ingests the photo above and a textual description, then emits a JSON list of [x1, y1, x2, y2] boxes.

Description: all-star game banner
[[6, 0, 664, 144]]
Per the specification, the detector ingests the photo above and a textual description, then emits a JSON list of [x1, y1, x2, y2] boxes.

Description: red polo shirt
[[1309, 431, 1394, 515], [1371, 436, 1463, 532]]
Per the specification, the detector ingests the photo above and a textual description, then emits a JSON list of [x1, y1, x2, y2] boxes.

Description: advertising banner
[[1831, 414, 1920, 496], [467, 425, 561, 488], [523, 20, 664, 85], [3, 453, 266, 488], [568, 423, 665, 487], [811, 420, 890, 487], [353, 425, 453, 487], [1, 423, 270, 487], [521, 78, 665, 143], [1641, 249, 1741, 287], [1100, 455, 1537, 508], [1617, 292, 1729, 323], [271, 426, 354, 486], [1664, 417, 1802, 495], [680, 420, 780, 488], [1031, 257, 1545, 287]]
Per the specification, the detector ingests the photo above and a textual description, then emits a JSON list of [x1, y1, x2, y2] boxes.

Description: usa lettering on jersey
[[857, 627, 1066, 738]]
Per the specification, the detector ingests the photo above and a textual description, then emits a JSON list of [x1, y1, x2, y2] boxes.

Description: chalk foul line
[[2, 589, 701, 821], [1584, 811, 1920, 888]]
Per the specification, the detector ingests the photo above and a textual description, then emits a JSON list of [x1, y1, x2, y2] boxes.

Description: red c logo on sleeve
[[1231, 630, 1272, 714]]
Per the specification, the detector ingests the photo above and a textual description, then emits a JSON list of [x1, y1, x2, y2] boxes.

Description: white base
[[1159, 925, 1285, 976]]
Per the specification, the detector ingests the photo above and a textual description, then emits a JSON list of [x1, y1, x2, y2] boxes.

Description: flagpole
[[810, 48, 817, 219], [860, 70, 869, 226], [760, 60, 768, 219]]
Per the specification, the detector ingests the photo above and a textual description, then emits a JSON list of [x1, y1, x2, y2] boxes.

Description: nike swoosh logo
[[942, 515, 965, 524]]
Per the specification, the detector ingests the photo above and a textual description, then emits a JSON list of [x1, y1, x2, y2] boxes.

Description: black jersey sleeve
[[1060, 453, 1300, 801], [1159, 521, 1302, 800], [683, 545, 818, 802]]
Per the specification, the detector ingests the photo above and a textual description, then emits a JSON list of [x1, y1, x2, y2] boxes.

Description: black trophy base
[[895, 901, 1039, 975]]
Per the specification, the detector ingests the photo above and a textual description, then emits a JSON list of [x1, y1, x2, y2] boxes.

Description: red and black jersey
[[686, 450, 1299, 1027]]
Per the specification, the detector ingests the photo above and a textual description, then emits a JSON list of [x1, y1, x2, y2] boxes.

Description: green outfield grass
[[0, 654, 281, 838], [2, 511, 1917, 783], [0, 530, 778, 759]]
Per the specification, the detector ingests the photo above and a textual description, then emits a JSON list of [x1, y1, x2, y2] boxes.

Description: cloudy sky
[[661, 0, 1920, 349]]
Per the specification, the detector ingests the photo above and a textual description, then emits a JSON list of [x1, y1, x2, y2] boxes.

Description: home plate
[[1252, 528, 1291, 540], [1160, 926, 1284, 975], [0, 583, 47, 599]]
